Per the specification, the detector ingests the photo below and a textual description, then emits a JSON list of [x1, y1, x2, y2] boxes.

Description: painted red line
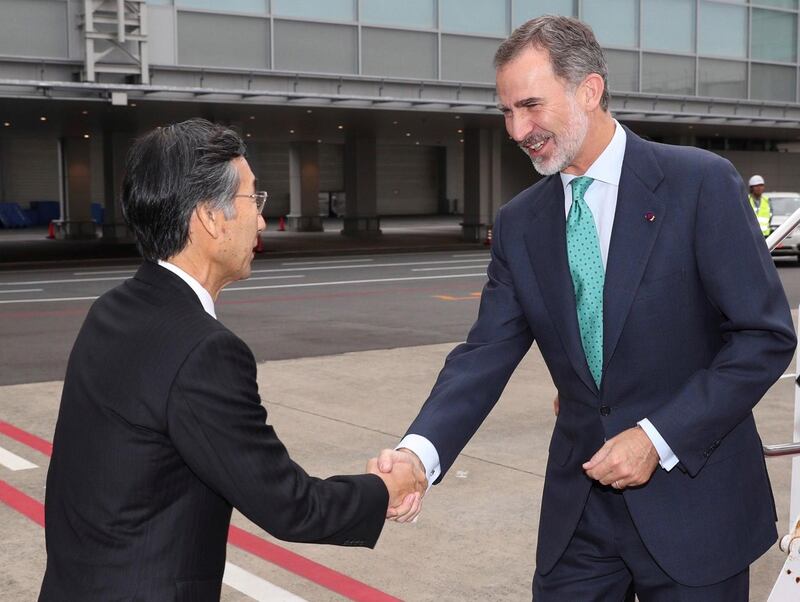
[[0, 421, 53, 457], [228, 526, 401, 602], [0, 479, 44, 526], [1, 421, 401, 601]]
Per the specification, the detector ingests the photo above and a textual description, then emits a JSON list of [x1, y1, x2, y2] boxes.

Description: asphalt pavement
[[2, 239, 800, 600]]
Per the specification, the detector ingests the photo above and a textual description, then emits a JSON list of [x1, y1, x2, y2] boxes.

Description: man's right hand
[[367, 453, 425, 520], [370, 448, 427, 523]]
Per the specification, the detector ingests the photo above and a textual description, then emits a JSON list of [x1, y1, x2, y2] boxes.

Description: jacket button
[[599, 405, 611, 416]]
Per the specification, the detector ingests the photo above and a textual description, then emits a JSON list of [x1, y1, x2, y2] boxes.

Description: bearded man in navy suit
[[373, 15, 796, 601]]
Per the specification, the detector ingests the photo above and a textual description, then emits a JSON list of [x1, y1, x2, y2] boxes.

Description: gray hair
[[121, 119, 246, 261], [494, 15, 610, 111]]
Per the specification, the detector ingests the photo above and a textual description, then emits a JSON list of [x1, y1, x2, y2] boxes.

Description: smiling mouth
[[523, 136, 552, 156]]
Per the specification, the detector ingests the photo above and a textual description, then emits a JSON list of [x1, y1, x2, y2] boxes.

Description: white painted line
[[225, 272, 487, 292], [0, 275, 127, 286], [281, 258, 373, 266], [411, 265, 488, 272], [240, 275, 305, 282], [0, 273, 488, 304], [0, 288, 43, 294], [250, 258, 493, 275], [0, 445, 38, 471], [223, 562, 307, 602], [0, 295, 99, 305], [780, 373, 796, 380], [73, 268, 137, 276]]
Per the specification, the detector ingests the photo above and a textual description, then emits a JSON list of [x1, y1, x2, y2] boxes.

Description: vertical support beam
[[287, 141, 323, 232], [461, 127, 502, 242], [58, 137, 96, 240], [342, 133, 380, 236]]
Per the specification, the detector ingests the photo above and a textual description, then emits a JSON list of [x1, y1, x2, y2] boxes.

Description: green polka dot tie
[[566, 176, 604, 387]]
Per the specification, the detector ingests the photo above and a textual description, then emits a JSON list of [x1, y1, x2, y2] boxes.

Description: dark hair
[[494, 15, 609, 111], [121, 118, 246, 261]]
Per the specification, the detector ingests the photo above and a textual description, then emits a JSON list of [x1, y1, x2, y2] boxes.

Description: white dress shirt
[[398, 121, 678, 486], [157, 260, 217, 320]]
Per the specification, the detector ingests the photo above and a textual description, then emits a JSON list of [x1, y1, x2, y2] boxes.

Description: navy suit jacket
[[407, 128, 796, 586]]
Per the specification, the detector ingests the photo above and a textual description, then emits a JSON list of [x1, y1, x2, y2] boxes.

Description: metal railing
[[762, 205, 800, 459]]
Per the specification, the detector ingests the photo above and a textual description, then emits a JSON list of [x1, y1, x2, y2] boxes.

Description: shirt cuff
[[397, 434, 441, 491], [637, 418, 679, 472]]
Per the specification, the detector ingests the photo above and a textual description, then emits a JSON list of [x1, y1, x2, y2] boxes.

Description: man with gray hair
[[373, 15, 794, 600], [40, 119, 423, 600]]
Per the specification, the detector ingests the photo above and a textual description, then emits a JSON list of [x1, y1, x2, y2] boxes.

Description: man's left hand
[[582, 426, 659, 489]]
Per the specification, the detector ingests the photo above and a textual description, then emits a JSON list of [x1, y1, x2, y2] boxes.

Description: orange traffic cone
[[484, 227, 493, 246], [46, 221, 55, 239], [278, 216, 286, 232]]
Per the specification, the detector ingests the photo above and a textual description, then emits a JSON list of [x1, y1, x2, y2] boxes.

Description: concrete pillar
[[462, 128, 502, 242], [445, 140, 464, 214], [342, 133, 381, 236], [106, 131, 136, 241], [58, 137, 96, 240], [287, 141, 323, 232]]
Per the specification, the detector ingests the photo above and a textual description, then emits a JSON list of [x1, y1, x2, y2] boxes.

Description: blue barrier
[[0, 203, 32, 228], [29, 200, 60, 226], [91, 203, 105, 224]]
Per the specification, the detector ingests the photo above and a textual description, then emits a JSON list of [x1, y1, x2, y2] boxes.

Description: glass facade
[[512, 0, 575, 26], [148, 0, 800, 104], [583, 0, 638, 48], [439, 0, 509, 36], [643, 0, 694, 53], [360, 0, 435, 29], [272, 0, 353, 21], [699, 59, 747, 98], [752, 8, 797, 62], [698, 2, 747, 58], [643, 54, 696, 95], [176, 0, 267, 11]]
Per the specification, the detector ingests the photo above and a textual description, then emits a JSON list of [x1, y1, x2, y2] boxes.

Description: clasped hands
[[366, 448, 427, 522]]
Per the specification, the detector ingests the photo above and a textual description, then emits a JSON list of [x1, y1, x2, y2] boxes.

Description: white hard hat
[[749, 175, 765, 186]]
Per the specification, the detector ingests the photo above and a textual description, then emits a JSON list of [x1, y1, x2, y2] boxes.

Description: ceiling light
[[307, 109, 313, 114], [81, 110, 89, 115], [3, 122, 10, 127], [289, 129, 295, 134], [83, 134, 90, 139], [249, 115, 255, 120], [405, 132, 411, 137], [337, 125, 344, 130], [39, 116, 47, 122]]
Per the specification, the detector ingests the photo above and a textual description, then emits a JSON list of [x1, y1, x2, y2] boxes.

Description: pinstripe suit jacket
[[40, 261, 387, 601]]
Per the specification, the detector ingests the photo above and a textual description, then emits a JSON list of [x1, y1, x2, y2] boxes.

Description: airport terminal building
[[1, 0, 800, 241]]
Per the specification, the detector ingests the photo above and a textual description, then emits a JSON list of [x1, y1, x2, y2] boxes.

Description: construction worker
[[748, 174, 771, 237]]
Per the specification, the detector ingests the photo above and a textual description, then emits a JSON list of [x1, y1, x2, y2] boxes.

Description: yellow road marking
[[434, 292, 481, 301]]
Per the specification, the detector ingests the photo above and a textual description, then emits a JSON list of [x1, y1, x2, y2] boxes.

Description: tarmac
[[2, 341, 797, 601], [0, 216, 486, 269], [1, 215, 799, 600]]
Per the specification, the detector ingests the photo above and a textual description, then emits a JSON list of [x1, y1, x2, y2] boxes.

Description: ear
[[193, 203, 222, 240], [580, 73, 605, 111]]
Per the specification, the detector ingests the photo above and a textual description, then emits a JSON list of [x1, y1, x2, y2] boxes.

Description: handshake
[[367, 448, 428, 523]]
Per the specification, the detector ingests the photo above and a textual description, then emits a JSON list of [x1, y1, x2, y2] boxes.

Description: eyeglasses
[[236, 191, 268, 213]]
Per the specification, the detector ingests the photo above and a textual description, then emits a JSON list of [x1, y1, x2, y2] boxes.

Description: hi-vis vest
[[749, 194, 771, 236]]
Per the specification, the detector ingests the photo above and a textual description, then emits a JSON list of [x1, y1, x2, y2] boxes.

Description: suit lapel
[[524, 176, 598, 395], [602, 131, 665, 373]]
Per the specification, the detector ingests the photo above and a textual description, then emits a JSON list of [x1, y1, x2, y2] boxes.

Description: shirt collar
[[560, 119, 626, 191], [156, 260, 217, 320]]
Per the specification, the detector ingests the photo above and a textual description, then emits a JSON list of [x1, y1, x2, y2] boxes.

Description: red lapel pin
[[644, 212, 656, 222]]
